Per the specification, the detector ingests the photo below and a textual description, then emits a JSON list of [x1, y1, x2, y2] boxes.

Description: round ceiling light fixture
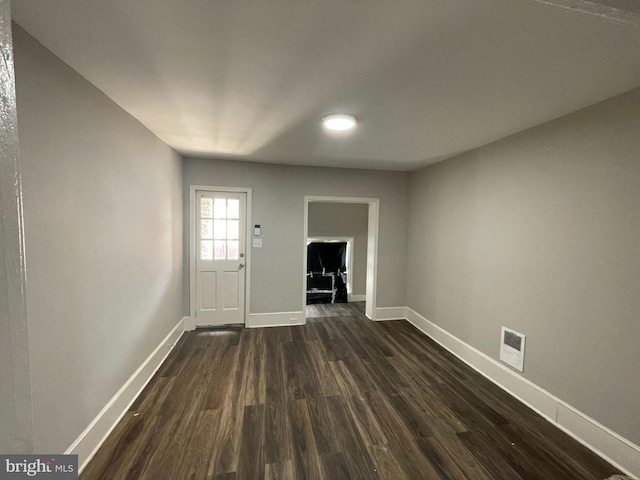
[[322, 113, 357, 131]]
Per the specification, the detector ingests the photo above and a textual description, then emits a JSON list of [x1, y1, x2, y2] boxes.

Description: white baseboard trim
[[404, 307, 640, 479], [348, 294, 366, 302], [247, 311, 305, 328], [374, 306, 408, 321], [67, 316, 187, 474]]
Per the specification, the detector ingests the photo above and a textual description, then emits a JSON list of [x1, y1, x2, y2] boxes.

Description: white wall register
[[500, 326, 526, 372]]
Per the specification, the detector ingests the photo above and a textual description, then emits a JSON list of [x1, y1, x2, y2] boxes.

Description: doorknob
[[238, 263, 245, 270], [240, 253, 245, 258]]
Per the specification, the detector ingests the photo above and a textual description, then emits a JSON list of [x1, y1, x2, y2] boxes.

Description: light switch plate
[[252, 238, 262, 248]]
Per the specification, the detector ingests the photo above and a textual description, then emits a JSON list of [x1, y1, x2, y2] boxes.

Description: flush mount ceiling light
[[322, 113, 357, 131]]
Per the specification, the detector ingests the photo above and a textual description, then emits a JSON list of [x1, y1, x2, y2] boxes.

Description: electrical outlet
[[252, 238, 262, 248]]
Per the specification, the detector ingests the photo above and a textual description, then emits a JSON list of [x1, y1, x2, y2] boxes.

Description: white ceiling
[[13, 0, 640, 171]]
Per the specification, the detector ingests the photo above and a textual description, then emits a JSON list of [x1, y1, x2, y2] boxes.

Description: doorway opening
[[303, 196, 379, 320]]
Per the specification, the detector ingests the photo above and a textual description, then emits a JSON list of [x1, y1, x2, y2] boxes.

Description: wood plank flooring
[[306, 301, 365, 319], [81, 313, 621, 480]]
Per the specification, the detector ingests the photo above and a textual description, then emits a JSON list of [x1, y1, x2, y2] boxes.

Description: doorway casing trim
[[188, 185, 252, 329], [303, 196, 379, 320]]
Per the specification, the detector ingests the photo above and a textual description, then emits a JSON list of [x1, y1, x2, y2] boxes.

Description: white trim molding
[[374, 306, 408, 321], [67, 317, 187, 473], [247, 311, 305, 328], [403, 307, 640, 479], [348, 294, 366, 302], [184, 316, 196, 331]]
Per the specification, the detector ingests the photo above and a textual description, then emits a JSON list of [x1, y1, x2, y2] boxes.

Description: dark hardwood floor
[[306, 301, 365, 319], [81, 314, 621, 480]]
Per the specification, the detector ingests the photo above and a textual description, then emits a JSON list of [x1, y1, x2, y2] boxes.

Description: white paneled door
[[196, 191, 246, 326]]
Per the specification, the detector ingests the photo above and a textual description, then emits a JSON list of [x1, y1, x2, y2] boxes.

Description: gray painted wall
[[14, 27, 184, 452], [0, 5, 33, 454], [407, 87, 640, 445], [183, 158, 409, 313], [308, 202, 368, 296]]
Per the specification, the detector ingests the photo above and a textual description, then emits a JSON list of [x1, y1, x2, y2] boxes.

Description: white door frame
[[303, 196, 379, 320], [189, 185, 252, 329], [307, 236, 355, 297]]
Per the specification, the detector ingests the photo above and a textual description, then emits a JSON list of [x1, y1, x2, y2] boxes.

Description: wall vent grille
[[500, 326, 526, 372]]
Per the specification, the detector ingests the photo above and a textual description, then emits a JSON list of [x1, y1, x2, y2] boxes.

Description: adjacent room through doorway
[[306, 240, 349, 305], [304, 198, 374, 319]]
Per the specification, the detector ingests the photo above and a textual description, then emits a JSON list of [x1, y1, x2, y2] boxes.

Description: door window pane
[[227, 240, 239, 260], [200, 198, 213, 218], [201, 195, 243, 261], [214, 220, 226, 239], [201, 219, 213, 239], [201, 240, 213, 260], [214, 240, 226, 260], [214, 198, 227, 218], [227, 199, 240, 219], [227, 220, 239, 240]]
